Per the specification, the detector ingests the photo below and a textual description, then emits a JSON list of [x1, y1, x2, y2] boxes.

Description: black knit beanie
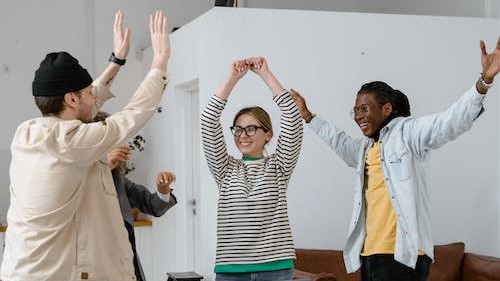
[[32, 52, 93, 96]]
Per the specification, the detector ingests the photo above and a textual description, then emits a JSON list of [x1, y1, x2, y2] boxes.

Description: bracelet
[[109, 52, 126, 66], [478, 73, 493, 90], [305, 113, 316, 123]]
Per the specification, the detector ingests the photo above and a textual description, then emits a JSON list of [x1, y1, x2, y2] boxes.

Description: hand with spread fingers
[[156, 171, 176, 194], [150, 10, 171, 71], [113, 10, 131, 60]]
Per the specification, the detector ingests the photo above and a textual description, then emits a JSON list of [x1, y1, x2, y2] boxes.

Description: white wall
[[0, 0, 95, 215], [93, 0, 214, 116], [142, 7, 500, 280]]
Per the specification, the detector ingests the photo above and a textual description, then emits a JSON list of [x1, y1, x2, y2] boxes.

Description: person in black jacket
[[96, 111, 177, 281]]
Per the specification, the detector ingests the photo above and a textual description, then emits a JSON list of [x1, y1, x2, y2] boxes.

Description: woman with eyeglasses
[[201, 57, 303, 281]]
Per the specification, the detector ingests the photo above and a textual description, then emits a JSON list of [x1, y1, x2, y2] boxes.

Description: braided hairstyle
[[357, 81, 411, 118]]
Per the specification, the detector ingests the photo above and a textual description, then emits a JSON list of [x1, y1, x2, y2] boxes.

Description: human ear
[[63, 92, 79, 108], [264, 131, 272, 143], [383, 103, 393, 117]]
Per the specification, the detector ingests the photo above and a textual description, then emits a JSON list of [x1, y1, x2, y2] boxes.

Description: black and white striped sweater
[[201, 91, 303, 265]]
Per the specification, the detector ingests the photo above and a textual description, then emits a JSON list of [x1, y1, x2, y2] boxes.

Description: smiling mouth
[[359, 122, 369, 130]]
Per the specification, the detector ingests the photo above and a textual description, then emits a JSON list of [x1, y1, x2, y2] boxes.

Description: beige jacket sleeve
[[63, 68, 168, 165]]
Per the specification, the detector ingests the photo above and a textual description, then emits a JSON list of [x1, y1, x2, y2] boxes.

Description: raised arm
[[291, 90, 365, 168], [215, 59, 249, 100], [201, 61, 248, 185], [65, 10, 170, 165], [406, 37, 500, 157], [95, 10, 131, 86], [247, 57, 303, 180], [93, 10, 131, 110]]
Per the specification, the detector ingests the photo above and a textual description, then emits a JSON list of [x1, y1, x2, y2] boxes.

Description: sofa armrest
[[462, 253, 500, 281], [429, 242, 465, 281]]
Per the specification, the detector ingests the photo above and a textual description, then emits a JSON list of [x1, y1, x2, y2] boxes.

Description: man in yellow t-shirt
[[291, 37, 500, 281]]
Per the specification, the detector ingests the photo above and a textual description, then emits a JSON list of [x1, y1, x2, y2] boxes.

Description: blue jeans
[[215, 269, 292, 281]]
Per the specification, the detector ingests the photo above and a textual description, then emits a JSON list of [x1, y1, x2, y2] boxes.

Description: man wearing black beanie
[[1, 10, 171, 281]]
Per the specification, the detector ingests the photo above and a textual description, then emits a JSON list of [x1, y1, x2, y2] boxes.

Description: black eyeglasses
[[349, 103, 384, 119], [230, 125, 267, 136]]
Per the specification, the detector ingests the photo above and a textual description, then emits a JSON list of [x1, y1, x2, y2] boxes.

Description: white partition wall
[[0, 0, 95, 220], [138, 7, 500, 281]]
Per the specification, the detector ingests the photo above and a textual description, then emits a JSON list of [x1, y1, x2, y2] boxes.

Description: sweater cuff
[[156, 191, 171, 203], [272, 89, 290, 102]]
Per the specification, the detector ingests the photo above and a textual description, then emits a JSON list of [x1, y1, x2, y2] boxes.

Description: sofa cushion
[[429, 242, 464, 281], [462, 253, 500, 281]]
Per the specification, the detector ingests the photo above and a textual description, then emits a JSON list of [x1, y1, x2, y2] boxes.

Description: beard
[[78, 103, 98, 123]]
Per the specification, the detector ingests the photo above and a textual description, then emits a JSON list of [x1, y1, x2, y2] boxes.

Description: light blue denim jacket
[[308, 85, 485, 272]]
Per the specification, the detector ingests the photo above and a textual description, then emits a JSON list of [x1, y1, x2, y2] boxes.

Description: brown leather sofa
[[292, 242, 500, 281]]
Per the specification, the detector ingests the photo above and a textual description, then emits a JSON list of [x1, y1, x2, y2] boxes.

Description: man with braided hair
[[291, 37, 500, 281]]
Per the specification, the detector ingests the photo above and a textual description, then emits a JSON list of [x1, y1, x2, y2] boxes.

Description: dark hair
[[233, 106, 273, 139], [357, 81, 411, 117], [391, 89, 411, 117], [34, 95, 66, 115], [93, 111, 110, 123]]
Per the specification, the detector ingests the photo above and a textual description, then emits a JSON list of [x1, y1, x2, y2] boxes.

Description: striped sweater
[[201, 90, 303, 265]]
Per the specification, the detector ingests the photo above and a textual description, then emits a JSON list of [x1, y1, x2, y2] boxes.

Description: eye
[[246, 126, 257, 133]]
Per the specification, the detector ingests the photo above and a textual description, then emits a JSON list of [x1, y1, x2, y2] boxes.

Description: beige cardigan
[[1, 69, 168, 281]]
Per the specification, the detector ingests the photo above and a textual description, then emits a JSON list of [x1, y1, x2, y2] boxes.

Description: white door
[[176, 80, 201, 271], [0, 231, 4, 267]]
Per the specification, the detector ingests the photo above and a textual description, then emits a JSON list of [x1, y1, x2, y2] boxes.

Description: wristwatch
[[109, 52, 126, 66], [478, 73, 493, 90]]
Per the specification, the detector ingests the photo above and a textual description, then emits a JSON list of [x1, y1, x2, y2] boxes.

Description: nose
[[354, 113, 364, 123]]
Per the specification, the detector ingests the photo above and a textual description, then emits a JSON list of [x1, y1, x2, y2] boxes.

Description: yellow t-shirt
[[361, 142, 397, 255], [361, 142, 424, 256]]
